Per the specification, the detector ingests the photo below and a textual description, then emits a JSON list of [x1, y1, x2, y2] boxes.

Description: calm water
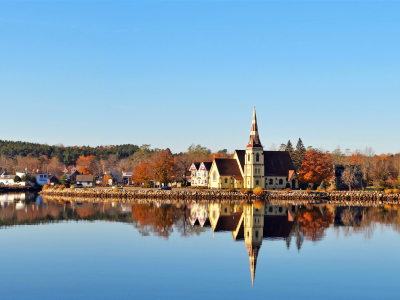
[[1, 193, 400, 300]]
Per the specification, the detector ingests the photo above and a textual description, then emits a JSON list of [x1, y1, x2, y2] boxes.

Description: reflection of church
[[193, 202, 303, 286]]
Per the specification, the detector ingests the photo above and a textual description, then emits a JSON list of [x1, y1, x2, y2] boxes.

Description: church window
[[269, 179, 273, 185], [255, 231, 259, 238], [255, 180, 259, 186], [256, 153, 259, 162], [279, 179, 283, 185], [269, 207, 273, 213], [224, 178, 228, 184], [247, 231, 250, 237], [213, 171, 217, 182], [224, 208, 227, 213], [248, 154, 250, 162], [279, 207, 283, 213]]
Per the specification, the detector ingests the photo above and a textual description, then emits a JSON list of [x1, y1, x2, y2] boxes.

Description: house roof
[[263, 151, 295, 176], [76, 175, 94, 182], [214, 159, 243, 180], [235, 150, 246, 171], [189, 162, 201, 171], [214, 212, 243, 232], [202, 162, 212, 171]]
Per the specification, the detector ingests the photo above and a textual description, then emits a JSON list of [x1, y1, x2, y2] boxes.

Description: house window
[[213, 171, 217, 182], [256, 153, 259, 162], [224, 178, 228, 184], [269, 179, 273, 185], [279, 179, 283, 185]]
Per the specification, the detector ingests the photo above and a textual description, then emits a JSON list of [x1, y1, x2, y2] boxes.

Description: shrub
[[285, 183, 291, 189], [393, 189, 400, 194], [70, 185, 75, 190], [253, 187, 264, 196], [113, 186, 119, 192], [42, 184, 48, 190], [240, 188, 253, 195], [327, 183, 336, 192], [227, 187, 236, 192], [286, 188, 290, 193], [319, 181, 327, 190], [306, 188, 311, 194], [385, 189, 393, 194], [58, 186, 65, 191], [14, 175, 22, 182]]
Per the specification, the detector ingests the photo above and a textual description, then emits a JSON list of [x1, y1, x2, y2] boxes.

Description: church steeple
[[246, 106, 263, 149], [247, 244, 260, 287]]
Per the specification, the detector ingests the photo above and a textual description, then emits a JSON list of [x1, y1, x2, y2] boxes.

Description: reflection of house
[[189, 203, 210, 227], [208, 107, 298, 190], [207, 202, 298, 286], [76, 175, 94, 187]]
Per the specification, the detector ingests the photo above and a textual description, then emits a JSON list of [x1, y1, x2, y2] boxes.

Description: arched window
[[269, 179, 273, 185], [213, 171, 217, 182], [224, 178, 228, 183], [256, 153, 259, 162], [255, 180, 259, 186], [247, 154, 250, 162], [279, 179, 283, 185], [255, 231, 259, 238]]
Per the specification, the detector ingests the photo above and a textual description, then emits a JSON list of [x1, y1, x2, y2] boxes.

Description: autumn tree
[[132, 162, 151, 186], [151, 150, 174, 185], [297, 150, 334, 187]]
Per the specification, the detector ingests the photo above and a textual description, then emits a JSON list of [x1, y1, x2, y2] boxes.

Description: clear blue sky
[[1, 1, 399, 154]]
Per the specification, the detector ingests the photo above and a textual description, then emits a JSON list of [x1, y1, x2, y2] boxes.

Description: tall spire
[[246, 106, 263, 148], [247, 244, 260, 287]]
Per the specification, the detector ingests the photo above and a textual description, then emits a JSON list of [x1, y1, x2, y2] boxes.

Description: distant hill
[[0, 140, 139, 166]]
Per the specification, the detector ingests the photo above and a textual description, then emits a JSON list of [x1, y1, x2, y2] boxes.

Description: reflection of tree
[[296, 207, 333, 242]]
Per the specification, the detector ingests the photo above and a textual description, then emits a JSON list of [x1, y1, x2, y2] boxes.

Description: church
[[208, 107, 298, 189]]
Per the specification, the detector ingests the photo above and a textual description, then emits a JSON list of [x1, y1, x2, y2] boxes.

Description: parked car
[[159, 186, 171, 190], [112, 185, 123, 190], [74, 184, 83, 188]]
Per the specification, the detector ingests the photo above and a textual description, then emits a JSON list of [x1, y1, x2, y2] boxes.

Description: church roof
[[235, 150, 246, 172], [263, 151, 295, 176], [263, 215, 295, 238], [214, 159, 243, 180], [214, 212, 243, 232], [202, 162, 213, 171]]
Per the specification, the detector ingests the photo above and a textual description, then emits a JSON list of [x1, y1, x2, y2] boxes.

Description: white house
[[76, 175, 94, 187], [189, 162, 212, 187]]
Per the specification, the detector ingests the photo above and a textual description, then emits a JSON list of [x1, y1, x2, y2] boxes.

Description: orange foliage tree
[[132, 162, 151, 185], [151, 150, 174, 185], [78, 166, 92, 175], [298, 150, 334, 186]]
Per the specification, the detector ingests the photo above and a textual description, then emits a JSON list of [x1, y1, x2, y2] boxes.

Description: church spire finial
[[246, 106, 263, 149]]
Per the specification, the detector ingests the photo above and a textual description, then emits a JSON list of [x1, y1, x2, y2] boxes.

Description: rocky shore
[[39, 189, 400, 205]]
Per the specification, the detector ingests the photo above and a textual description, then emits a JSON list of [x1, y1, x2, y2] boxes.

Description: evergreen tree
[[293, 138, 306, 170], [285, 140, 294, 159]]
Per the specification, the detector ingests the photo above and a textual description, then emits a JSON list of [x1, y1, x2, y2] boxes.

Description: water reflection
[[1, 193, 400, 286]]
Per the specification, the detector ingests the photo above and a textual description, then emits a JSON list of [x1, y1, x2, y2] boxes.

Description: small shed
[[76, 175, 94, 187]]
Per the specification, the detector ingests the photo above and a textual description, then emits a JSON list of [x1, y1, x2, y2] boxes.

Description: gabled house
[[76, 175, 94, 187], [105, 169, 123, 184], [190, 162, 212, 187]]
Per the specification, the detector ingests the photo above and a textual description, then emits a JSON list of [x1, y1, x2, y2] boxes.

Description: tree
[[132, 162, 151, 186], [14, 175, 21, 182], [59, 174, 69, 185], [292, 138, 306, 170], [279, 143, 286, 151], [341, 165, 360, 191], [285, 140, 294, 159], [297, 150, 334, 187], [151, 150, 174, 185]]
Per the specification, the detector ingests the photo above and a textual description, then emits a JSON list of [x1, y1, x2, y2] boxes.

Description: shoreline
[[39, 189, 400, 205]]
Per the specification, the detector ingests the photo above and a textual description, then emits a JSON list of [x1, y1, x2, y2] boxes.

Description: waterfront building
[[208, 107, 298, 189], [35, 173, 48, 186], [76, 175, 95, 187], [189, 162, 212, 187]]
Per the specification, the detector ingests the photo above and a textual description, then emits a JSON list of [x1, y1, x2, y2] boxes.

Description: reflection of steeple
[[247, 243, 260, 287]]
